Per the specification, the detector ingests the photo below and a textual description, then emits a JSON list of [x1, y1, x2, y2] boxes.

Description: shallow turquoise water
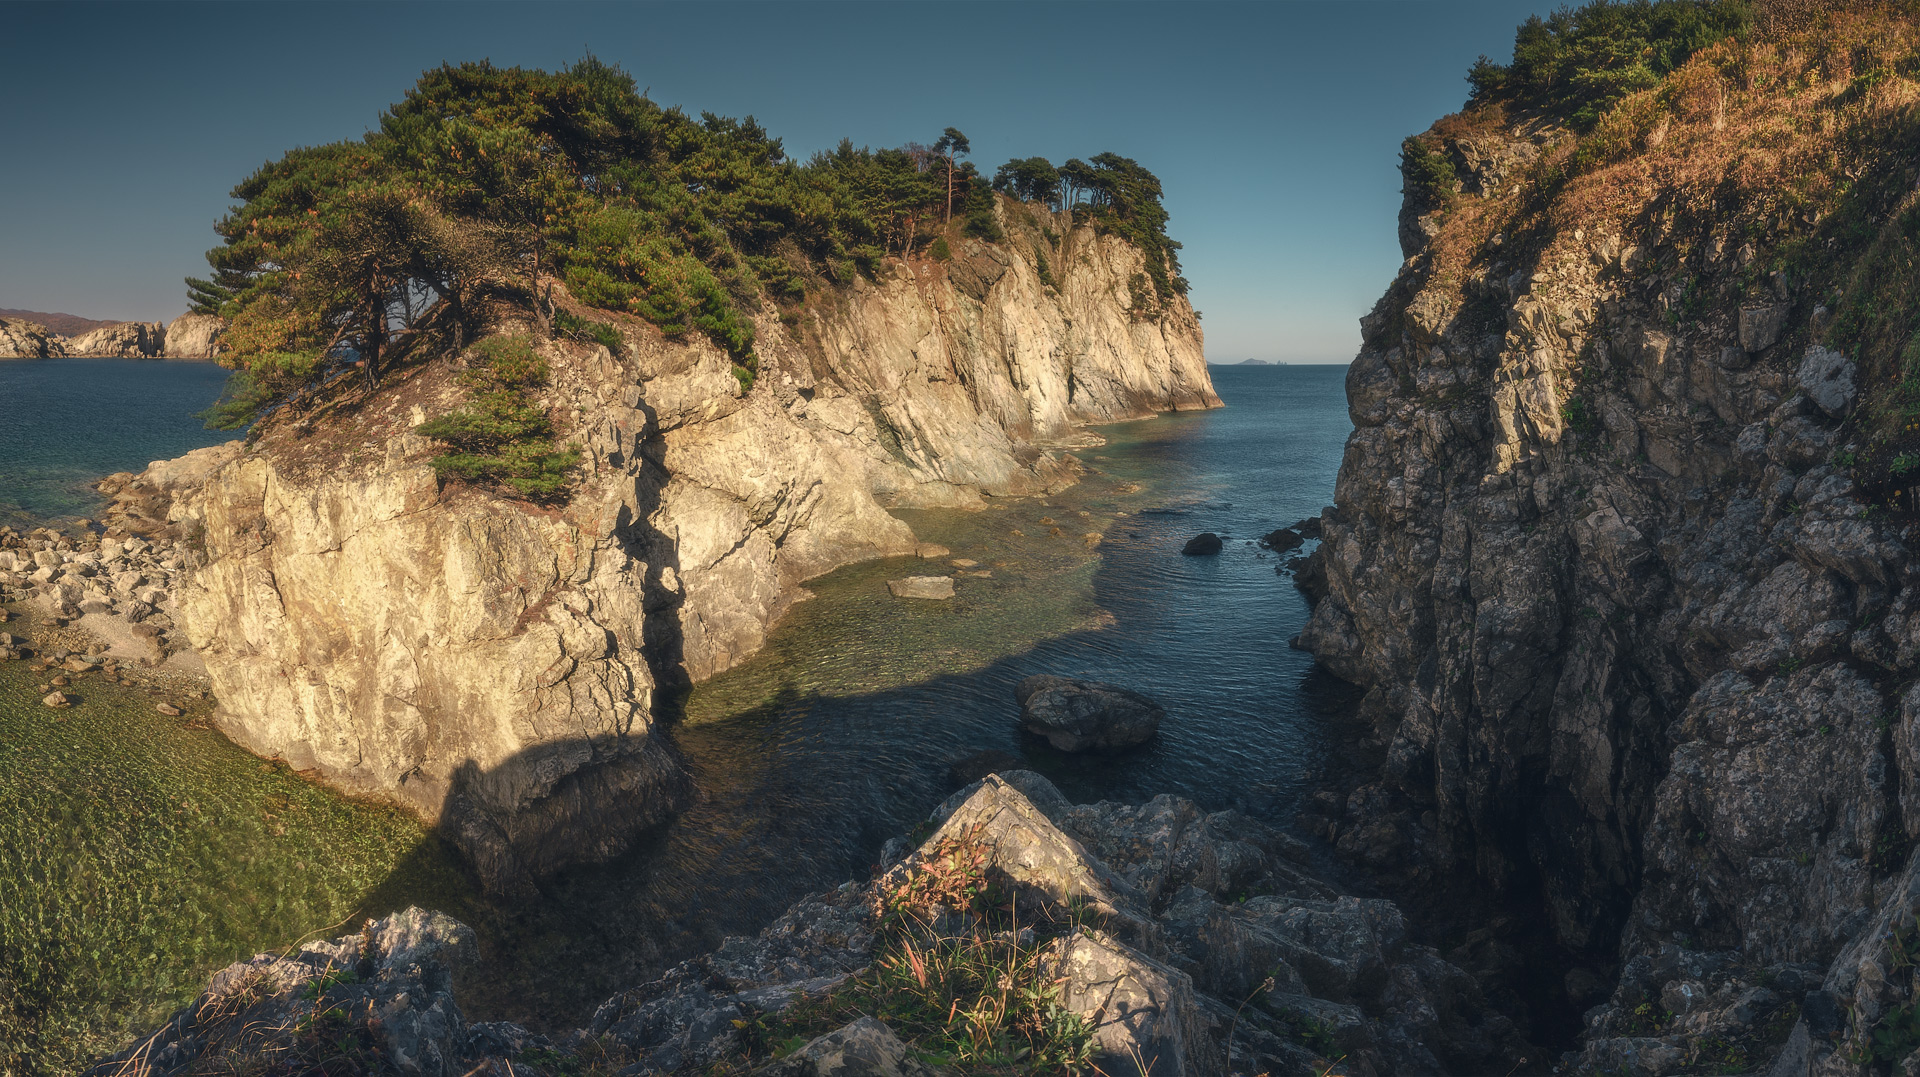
[[0, 358, 233, 525]]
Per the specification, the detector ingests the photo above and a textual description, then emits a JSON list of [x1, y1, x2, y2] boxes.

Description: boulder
[[41, 692, 70, 709], [1260, 527, 1304, 552], [886, 576, 955, 600], [1797, 344, 1856, 418], [163, 313, 224, 359], [84, 907, 476, 1077], [753, 1017, 953, 1077], [1042, 929, 1214, 1077], [1180, 533, 1224, 556], [1015, 674, 1165, 752], [1739, 304, 1790, 353]]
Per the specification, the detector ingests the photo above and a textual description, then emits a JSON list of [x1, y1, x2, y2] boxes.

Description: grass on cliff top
[[1408, 3, 1920, 495], [0, 629, 476, 1077]]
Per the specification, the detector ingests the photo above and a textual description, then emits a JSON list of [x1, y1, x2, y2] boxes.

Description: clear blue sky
[[1, 1, 1559, 364]]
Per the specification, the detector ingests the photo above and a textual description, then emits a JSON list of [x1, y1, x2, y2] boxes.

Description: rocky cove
[[23, 8, 1920, 1074]]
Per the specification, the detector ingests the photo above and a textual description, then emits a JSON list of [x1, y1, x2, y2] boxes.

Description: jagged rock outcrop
[[109, 210, 1216, 892], [0, 317, 64, 359], [1295, 11, 1920, 1074], [64, 320, 165, 357], [99, 774, 1528, 1076], [162, 312, 223, 359]]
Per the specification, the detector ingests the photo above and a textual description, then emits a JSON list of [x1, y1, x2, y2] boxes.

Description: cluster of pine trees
[[189, 57, 1184, 435]]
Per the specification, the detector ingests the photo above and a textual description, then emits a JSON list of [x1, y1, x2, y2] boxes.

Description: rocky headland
[[1290, 5, 1920, 1074], [0, 312, 223, 360], [75, 203, 1214, 898]]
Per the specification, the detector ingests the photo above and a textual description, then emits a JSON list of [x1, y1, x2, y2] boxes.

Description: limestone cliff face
[[142, 209, 1213, 893], [163, 313, 224, 359], [65, 321, 165, 357], [1297, 15, 1920, 1070], [0, 318, 64, 359]]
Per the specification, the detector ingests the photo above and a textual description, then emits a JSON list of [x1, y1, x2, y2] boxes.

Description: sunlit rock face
[[119, 206, 1215, 892]]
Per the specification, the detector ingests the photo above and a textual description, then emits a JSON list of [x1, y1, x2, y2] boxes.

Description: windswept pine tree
[[193, 56, 1187, 444]]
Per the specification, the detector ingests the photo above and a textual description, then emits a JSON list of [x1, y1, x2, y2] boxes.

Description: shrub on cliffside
[[415, 335, 580, 500], [1467, 0, 1754, 129]]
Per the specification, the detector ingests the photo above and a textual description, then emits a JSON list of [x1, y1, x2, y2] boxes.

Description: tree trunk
[[531, 230, 549, 336], [364, 299, 384, 392]]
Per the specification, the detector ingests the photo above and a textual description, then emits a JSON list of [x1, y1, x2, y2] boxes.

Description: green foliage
[[183, 271, 244, 317], [1468, 0, 1754, 129], [201, 55, 1190, 437], [415, 335, 580, 500], [929, 237, 952, 262], [1401, 136, 1459, 208], [993, 157, 1061, 207], [1873, 1000, 1920, 1064], [553, 309, 624, 352], [1062, 153, 1187, 300], [1562, 394, 1598, 436], [1034, 248, 1057, 289]]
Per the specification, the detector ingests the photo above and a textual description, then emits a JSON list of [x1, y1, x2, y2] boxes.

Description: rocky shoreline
[[0, 312, 222, 360], [89, 771, 1533, 1077]]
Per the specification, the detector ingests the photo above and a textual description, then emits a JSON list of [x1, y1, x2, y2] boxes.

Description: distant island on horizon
[[1210, 358, 1289, 366]]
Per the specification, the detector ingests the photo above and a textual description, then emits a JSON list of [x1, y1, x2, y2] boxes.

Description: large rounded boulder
[[1015, 674, 1165, 752]]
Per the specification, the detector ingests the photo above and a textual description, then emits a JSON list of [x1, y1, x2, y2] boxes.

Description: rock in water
[[41, 692, 70, 709], [1180, 532, 1223, 556], [886, 576, 955, 600], [1015, 674, 1164, 751], [1260, 526, 1304, 552]]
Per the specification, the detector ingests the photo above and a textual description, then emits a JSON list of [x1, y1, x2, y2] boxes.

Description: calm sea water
[[0, 361, 1358, 1060], [0, 358, 233, 525]]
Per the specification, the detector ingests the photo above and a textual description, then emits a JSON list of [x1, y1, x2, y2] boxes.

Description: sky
[[0, 0, 1565, 364]]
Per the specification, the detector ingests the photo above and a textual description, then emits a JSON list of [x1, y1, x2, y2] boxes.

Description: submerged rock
[[1015, 674, 1164, 751], [1259, 526, 1304, 552], [1180, 532, 1223, 555], [885, 576, 955, 600]]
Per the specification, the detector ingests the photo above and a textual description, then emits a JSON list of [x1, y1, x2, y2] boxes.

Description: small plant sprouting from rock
[[721, 826, 1095, 1075], [415, 335, 581, 501], [553, 309, 624, 353]]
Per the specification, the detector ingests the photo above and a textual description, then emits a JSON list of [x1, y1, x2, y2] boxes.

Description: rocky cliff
[[162, 313, 222, 359], [0, 313, 223, 359], [64, 320, 165, 357], [115, 205, 1215, 894], [1296, 8, 1920, 1073], [0, 318, 64, 359]]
